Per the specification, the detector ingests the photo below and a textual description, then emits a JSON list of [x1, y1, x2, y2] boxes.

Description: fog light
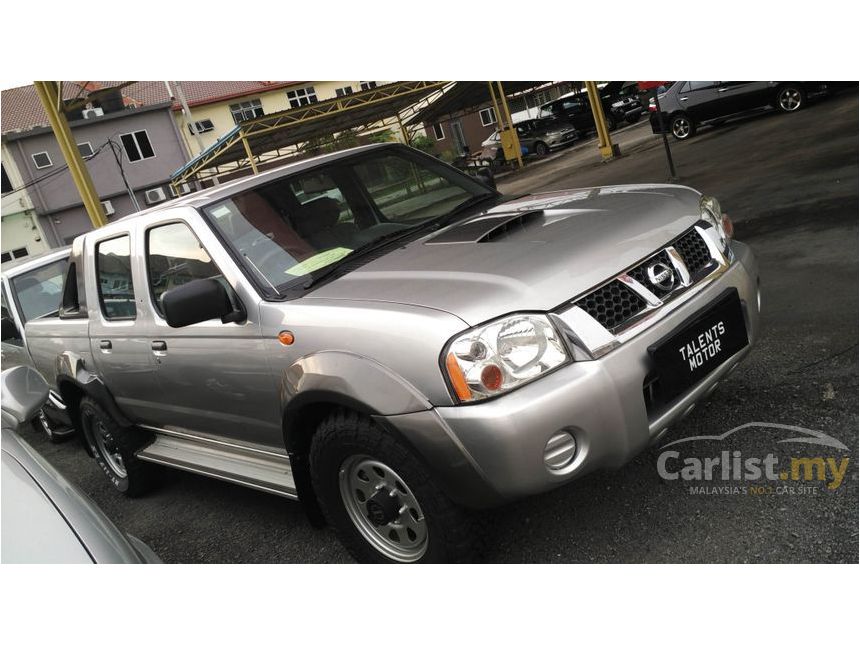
[[544, 431, 577, 471]]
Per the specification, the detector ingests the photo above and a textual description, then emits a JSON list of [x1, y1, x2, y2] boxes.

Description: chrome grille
[[567, 226, 721, 336], [574, 281, 647, 330], [674, 228, 712, 274]]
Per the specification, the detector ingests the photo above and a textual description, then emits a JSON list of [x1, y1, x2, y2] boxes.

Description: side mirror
[[475, 168, 496, 191], [162, 278, 244, 328], [1, 317, 20, 341]]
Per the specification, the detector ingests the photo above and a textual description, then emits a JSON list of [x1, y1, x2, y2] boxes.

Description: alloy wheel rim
[[339, 455, 428, 562], [673, 118, 690, 138], [93, 420, 127, 478], [780, 88, 801, 111]]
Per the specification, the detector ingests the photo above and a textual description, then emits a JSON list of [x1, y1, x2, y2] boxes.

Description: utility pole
[[33, 81, 108, 229]]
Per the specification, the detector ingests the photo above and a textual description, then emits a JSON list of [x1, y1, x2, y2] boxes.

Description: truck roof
[[117, 142, 394, 224]]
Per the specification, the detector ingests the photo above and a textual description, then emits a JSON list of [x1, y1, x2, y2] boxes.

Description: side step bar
[[136, 432, 297, 499]]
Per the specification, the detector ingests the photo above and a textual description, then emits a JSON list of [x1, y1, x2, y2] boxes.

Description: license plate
[[648, 289, 748, 403]]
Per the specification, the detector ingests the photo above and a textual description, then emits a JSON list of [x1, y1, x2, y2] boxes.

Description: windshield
[[10, 258, 67, 323], [203, 148, 494, 295]]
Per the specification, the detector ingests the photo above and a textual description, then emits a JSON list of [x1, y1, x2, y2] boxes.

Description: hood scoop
[[427, 210, 545, 245]]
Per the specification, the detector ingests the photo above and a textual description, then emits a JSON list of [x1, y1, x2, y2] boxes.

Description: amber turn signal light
[[278, 330, 295, 346], [445, 352, 472, 402]]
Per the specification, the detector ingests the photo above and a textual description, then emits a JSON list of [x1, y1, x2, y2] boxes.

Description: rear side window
[[146, 222, 222, 316], [96, 235, 136, 320], [10, 258, 67, 323], [686, 81, 716, 92]]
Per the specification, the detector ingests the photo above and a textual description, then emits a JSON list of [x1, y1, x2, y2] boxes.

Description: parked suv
[[650, 81, 831, 140], [26, 143, 760, 563]]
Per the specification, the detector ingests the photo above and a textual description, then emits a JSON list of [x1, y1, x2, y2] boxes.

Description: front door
[[141, 219, 282, 449], [450, 120, 467, 155]]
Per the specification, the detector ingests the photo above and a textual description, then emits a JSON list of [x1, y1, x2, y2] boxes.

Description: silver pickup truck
[[26, 143, 760, 563]]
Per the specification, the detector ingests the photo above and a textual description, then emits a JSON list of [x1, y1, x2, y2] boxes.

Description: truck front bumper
[[384, 241, 760, 509]]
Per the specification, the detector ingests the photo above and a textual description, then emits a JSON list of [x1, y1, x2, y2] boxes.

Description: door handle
[[151, 340, 167, 352], [718, 88, 729, 93], [99, 340, 112, 351], [679, 97, 688, 102]]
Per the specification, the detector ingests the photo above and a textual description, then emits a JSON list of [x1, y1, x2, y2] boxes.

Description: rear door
[[87, 230, 161, 424], [676, 81, 722, 121]]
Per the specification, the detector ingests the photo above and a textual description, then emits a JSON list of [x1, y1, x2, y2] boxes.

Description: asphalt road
[[20, 91, 859, 563]]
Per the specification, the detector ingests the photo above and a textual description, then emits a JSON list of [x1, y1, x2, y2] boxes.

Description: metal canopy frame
[[170, 81, 450, 187]]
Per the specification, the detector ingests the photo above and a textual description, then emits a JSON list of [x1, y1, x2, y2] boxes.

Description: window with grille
[[286, 86, 318, 108], [230, 99, 264, 124]]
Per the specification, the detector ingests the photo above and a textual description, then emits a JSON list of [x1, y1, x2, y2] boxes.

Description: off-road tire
[[309, 409, 483, 563], [79, 397, 156, 497]]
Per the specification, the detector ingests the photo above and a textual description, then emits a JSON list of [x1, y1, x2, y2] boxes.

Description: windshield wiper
[[295, 193, 499, 293], [298, 225, 424, 291], [430, 192, 499, 229]]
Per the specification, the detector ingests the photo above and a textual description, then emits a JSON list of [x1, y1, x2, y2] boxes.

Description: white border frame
[[119, 129, 156, 164], [31, 151, 53, 169]]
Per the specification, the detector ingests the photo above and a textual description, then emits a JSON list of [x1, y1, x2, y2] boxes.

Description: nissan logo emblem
[[647, 262, 675, 291]]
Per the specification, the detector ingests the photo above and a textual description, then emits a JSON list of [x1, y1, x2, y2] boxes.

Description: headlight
[[700, 195, 734, 251], [443, 314, 570, 402]]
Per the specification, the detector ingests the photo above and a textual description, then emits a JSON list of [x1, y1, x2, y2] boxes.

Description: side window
[[96, 235, 136, 320], [147, 222, 223, 316], [687, 81, 716, 92]]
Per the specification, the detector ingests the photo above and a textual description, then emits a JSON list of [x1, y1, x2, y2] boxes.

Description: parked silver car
[[1, 366, 160, 563], [25, 143, 760, 563], [1, 247, 73, 440]]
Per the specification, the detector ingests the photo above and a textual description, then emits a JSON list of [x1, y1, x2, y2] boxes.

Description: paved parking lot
[[20, 91, 858, 563]]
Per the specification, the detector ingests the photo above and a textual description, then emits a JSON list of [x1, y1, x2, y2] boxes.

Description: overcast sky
[[0, 80, 32, 91]]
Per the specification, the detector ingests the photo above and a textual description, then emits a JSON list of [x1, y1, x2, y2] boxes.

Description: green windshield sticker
[[285, 247, 353, 276]]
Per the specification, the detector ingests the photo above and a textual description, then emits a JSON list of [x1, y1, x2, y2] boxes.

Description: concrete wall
[[2, 142, 49, 262], [5, 104, 189, 245], [424, 103, 498, 158]]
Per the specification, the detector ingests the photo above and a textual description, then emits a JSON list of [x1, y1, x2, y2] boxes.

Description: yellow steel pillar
[[488, 82, 523, 169], [240, 132, 259, 174], [584, 81, 620, 160], [396, 113, 411, 145], [33, 81, 107, 229]]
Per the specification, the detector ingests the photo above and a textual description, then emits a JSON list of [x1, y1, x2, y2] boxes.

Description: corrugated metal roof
[[1, 81, 301, 135]]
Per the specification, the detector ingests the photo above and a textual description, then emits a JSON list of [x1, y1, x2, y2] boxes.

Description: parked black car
[[649, 81, 832, 140], [539, 82, 645, 133]]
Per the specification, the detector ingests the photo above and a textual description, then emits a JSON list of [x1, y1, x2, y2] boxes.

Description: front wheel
[[534, 141, 549, 156], [776, 84, 805, 112], [310, 410, 482, 563], [670, 113, 695, 140]]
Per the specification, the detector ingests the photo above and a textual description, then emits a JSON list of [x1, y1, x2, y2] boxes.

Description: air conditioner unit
[[168, 183, 192, 197], [100, 200, 115, 216], [144, 187, 167, 205], [81, 107, 104, 119]]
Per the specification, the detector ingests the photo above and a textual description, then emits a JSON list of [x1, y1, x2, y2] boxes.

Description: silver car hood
[[309, 184, 703, 325]]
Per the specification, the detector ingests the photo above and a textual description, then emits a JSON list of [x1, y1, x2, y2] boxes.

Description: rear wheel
[[776, 84, 805, 112], [310, 409, 482, 563], [79, 398, 155, 497], [670, 113, 695, 140]]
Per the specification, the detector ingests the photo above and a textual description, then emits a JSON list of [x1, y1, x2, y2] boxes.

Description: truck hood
[[308, 184, 703, 325]]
